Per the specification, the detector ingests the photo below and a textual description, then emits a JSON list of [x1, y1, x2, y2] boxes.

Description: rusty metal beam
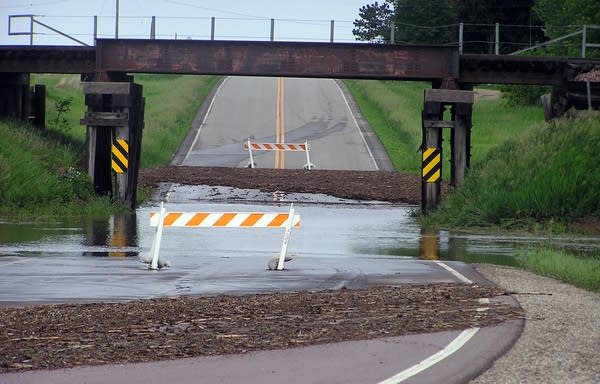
[[0, 46, 95, 74], [459, 54, 600, 85], [2, 41, 598, 87], [96, 39, 459, 80]]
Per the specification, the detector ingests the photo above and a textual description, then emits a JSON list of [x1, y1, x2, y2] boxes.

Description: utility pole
[[115, 0, 119, 39]]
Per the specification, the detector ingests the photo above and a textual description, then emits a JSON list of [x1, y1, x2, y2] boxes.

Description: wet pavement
[[1, 185, 599, 306]]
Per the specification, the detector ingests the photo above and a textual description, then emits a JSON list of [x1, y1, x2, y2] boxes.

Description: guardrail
[[510, 25, 600, 58]]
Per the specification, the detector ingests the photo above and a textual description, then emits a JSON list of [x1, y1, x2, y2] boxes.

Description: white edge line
[[182, 76, 230, 164], [377, 327, 480, 384], [433, 260, 473, 284], [334, 80, 379, 171]]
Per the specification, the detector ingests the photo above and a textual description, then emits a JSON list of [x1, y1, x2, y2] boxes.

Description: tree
[[353, 1, 394, 42], [534, 0, 600, 38], [534, 0, 600, 57], [455, 0, 545, 54], [394, 0, 457, 44]]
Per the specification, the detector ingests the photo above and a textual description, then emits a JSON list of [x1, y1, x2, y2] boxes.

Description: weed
[[50, 96, 73, 133]]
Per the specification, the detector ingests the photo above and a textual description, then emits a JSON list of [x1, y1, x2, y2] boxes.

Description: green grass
[[428, 113, 600, 228], [0, 119, 117, 215], [32, 74, 220, 167], [0, 74, 220, 215], [517, 247, 600, 291], [344, 80, 423, 173]]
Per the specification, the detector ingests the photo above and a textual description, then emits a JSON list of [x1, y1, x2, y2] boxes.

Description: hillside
[[429, 113, 600, 229]]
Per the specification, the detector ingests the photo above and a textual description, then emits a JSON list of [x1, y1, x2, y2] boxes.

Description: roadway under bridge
[[0, 40, 598, 209]]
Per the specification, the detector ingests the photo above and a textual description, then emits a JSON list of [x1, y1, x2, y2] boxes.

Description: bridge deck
[[95, 39, 458, 81], [0, 45, 95, 74], [0, 40, 598, 85]]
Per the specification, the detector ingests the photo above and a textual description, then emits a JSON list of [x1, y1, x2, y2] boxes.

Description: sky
[[0, 0, 370, 45]]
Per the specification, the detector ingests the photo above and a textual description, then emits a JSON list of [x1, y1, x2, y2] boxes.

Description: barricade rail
[[244, 139, 314, 170], [148, 202, 300, 270]]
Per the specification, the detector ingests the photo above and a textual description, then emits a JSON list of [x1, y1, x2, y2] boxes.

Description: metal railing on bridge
[[6, 14, 599, 59]]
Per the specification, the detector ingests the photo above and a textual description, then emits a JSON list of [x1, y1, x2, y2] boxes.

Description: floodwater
[[1, 185, 599, 304]]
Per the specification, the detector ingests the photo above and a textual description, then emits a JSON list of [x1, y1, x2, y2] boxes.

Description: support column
[[451, 102, 472, 187], [0, 73, 30, 121], [421, 100, 442, 214], [32, 84, 46, 129], [81, 75, 145, 208], [421, 88, 474, 213]]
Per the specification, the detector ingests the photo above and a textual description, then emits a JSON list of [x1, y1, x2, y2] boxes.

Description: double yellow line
[[275, 77, 285, 169]]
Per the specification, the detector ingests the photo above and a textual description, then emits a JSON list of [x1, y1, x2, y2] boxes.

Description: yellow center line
[[276, 77, 285, 169]]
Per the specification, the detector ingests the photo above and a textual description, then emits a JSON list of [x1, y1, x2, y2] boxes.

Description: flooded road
[[1, 186, 599, 305]]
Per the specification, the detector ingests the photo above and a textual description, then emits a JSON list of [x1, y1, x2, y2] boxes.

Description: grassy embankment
[[345, 80, 599, 291], [0, 74, 219, 215]]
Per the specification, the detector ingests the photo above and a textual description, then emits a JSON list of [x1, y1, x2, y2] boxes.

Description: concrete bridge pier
[[81, 73, 144, 208]]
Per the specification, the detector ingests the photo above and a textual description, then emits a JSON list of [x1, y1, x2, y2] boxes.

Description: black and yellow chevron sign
[[111, 138, 129, 174], [422, 147, 441, 183]]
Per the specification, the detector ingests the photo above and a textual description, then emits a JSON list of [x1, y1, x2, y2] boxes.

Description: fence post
[[211, 17, 215, 40], [390, 20, 395, 44], [459, 22, 464, 54], [93, 16, 98, 44], [495, 22, 500, 55], [270, 18, 275, 41], [115, 0, 120, 39], [29, 15, 34, 45], [581, 25, 587, 58], [330, 20, 334, 43], [150, 16, 156, 39]]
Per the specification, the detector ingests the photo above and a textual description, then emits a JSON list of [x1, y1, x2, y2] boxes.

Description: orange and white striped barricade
[[243, 139, 314, 170], [148, 202, 300, 271]]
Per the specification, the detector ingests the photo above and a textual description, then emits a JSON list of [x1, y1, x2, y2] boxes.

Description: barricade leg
[[276, 203, 294, 270], [149, 202, 166, 270], [304, 140, 312, 170], [247, 138, 255, 168]]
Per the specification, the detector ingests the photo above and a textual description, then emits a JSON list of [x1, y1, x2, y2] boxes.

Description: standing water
[[1, 189, 599, 304]]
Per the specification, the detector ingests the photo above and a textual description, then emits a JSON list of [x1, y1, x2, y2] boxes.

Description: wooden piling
[[421, 88, 474, 213], [0, 73, 30, 120], [81, 76, 144, 208]]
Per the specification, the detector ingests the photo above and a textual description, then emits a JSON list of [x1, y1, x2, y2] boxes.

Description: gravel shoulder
[[471, 264, 600, 384]]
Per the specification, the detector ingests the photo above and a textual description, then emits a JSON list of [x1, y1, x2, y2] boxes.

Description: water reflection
[[0, 213, 139, 258], [419, 227, 440, 260], [82, 214, 139, 257]]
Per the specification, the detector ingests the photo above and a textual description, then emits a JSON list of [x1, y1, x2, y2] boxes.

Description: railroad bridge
[[1, 39, 598, 210]]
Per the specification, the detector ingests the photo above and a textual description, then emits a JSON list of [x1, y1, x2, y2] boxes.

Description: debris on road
[[0, 284, 522, 372]]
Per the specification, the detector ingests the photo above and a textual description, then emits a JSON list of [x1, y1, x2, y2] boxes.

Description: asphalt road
[[180, 76, 386, 170]]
